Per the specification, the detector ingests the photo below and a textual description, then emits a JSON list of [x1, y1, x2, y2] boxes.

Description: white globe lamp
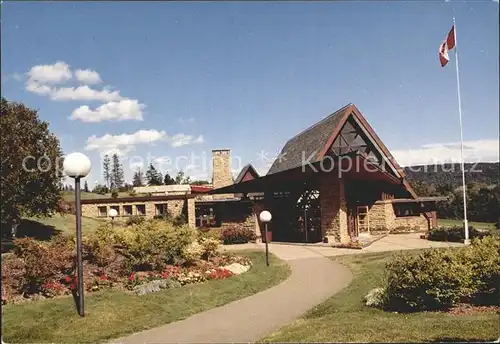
[[108, 208, 118, 219], [62, 152, 91, 317], [63, 152, 91, 179], [259, 210, 272, 223], [259, 210, 272, 267]]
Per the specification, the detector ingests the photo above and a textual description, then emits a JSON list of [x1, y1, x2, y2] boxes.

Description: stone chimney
[[212, 149, 233, 199]]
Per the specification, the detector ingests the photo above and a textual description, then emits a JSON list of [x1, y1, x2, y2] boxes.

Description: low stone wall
[[367, 200, 429, 231], [81, 198, 193, 227]]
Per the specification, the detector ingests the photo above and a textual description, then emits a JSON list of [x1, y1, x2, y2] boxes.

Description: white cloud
[[26, 61, 72, 84], [75, 69, 102, 84], [52, 85, 123, 102], [70, 99, 144, 122], [392, 139, 499, 166], [85, 129, 168, 155], [169, 134, 204, 148], [25, 80, 52, 95]]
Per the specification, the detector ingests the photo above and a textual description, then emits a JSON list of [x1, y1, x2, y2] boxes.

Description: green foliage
[[145, 163, 163, 186], [0, 98, 63, 231], [111, 190, 119, 199], [113, 221, 196, 271], [102, 155, 111, 189], [125, 215, 146, 226], [93, 184, 108, 195], [198, 236, 220, 260], [385, 237, 500, 312], [428, 226, 490, 242], [111, 154, 124, 189], [190, 180, 210, 186], [163, 172, 176, 185], [221, 226, 257, 245], [132, 169, 144, 187]]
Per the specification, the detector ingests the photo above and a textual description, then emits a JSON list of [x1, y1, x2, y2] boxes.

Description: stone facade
[[319, 172, 349, 244], [80, 197, 194, 227], [212, 149, 234, 200], [367, 200, 428, 232]]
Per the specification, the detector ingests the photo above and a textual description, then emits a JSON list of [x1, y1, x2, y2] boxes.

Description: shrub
[[114, 220, 196, 271], [125, 215, 145, 226], [111, 190, 119, 199], [181, 242, 204, 264], [364, 287, 387, 308], [198, 237, 220, 260], [221, 226, 257, 245], [467, 236, 500, 305], [385, 248, 475, 312], [428, 226, 490, 242], [384, 237, 500, 312]]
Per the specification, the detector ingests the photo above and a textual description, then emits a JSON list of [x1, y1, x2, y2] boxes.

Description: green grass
[[16, 214, 108, 240], [2, 251, 291, 343], [439, 218, 496, 230], [263, 251, 500, 343]]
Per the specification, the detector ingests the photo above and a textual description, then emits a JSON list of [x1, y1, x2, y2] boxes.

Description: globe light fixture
[[108, 208, 118, 230], [259, 210, 272, 266], [63, 152, 91, 179], [108, 208, 118, 219], [63, 152, 91, 317]]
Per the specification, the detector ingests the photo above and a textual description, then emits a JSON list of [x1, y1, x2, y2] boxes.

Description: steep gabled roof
[[267, 104, 352, 175], [234, 164, 260, 184], [266, 103, 418, 198]]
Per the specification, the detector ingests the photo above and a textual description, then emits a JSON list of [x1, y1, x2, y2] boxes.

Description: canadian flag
[[439, 26, 456, 67]]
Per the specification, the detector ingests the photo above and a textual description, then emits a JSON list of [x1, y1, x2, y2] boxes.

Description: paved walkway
[[228, 233, 465, 258], [115, 247, 352, 343], [115, 233, 461, 343]]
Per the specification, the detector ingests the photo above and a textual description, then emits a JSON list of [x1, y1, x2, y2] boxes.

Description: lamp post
[[108, 208, 118, 229], [259, 210, 272, 267], [63, 152, 91, 317]]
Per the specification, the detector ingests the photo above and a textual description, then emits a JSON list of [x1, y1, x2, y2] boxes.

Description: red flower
[[98, 274, 108, 281], [128, 274, 135, 281], [63, 276, 73, 284]]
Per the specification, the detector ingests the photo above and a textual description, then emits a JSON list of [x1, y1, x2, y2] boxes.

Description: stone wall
[[320, 172, 349, 244], [81, 198, 193, 227], [367, 200, 429, 231]]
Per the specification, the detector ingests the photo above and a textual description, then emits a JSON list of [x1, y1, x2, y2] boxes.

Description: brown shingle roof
[[267, 103, 352, 175]]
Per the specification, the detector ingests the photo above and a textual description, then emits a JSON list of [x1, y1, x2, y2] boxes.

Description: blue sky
[[2, 1, 499, 185]]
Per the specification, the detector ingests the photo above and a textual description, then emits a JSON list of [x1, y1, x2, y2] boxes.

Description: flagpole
[[452, 17, 469, 245]]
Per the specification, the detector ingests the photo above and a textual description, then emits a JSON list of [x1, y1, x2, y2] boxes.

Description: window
[[123, 205, 133, 216], [98, 206, 107, 217], [136, 204, 146, 216], [110, 205, 120, 216], [394, 203, 420, 217], [155, 203, 167, 216]]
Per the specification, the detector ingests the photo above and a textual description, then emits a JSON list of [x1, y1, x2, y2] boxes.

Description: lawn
[[263, 251, 500, 343], [62, 191, 146, 202], [439, 218, 496, 230], [2, 251, 291, 343], [21, 214, 108, 237]]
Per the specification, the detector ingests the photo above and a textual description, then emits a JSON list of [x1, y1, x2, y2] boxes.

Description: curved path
[[115, 245, 352, 343]]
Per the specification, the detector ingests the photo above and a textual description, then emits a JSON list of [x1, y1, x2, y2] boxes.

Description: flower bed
[[1, 220, 253, 304]]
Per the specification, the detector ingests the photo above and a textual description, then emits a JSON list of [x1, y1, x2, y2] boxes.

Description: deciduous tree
[[1, 97, 63, 236]]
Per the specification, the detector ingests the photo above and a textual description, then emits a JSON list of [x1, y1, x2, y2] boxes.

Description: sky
[[2, 1, 499, 185]]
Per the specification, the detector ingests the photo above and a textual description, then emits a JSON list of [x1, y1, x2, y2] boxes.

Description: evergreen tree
[[83, 180, 89, 192], [132, 169, 145, 187], [102, 155, 111, 188], [145, 163, 163, 186], [111, 153, 124, 189], [164, 172, 176, 185]]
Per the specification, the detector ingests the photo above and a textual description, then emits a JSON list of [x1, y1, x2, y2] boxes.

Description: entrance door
[[296, 189, 321, 243]]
